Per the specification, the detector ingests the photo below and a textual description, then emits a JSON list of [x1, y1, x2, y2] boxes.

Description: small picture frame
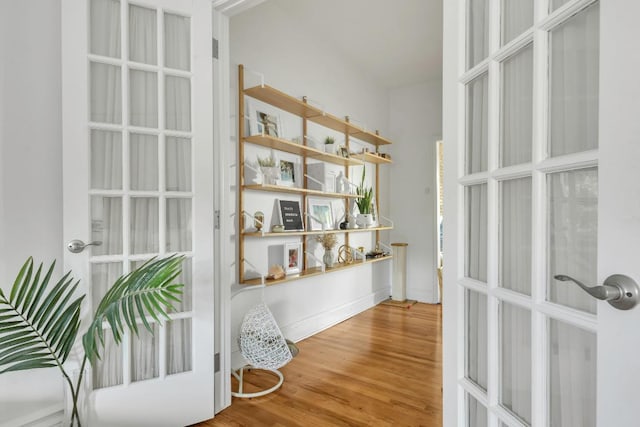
[[284, 242, 302, 275], [278, 159, 295, 187], [307, 198, 334, 231], [247, 101, 282, 137], [277, 199, 304, 231], [338, 146, 349, 158]]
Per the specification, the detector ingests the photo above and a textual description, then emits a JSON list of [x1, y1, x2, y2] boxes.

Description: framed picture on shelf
[[276, 199, 304, 231], [307, 198, 334, 231], [278, 159, 295, 187], [338, 146, 349, 158], [247, 100, 282, 137], [284, 242, 302, 275]]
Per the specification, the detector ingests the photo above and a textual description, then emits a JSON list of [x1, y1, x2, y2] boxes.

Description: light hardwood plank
[[195, 303, 442, 426]]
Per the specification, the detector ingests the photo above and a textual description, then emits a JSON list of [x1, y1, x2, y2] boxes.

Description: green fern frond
[[0, 258, 84, 374]]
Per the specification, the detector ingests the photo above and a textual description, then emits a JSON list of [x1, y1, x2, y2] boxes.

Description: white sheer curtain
[[466, 74, 488, 174], [501, 178, 531, 295], [501, 303, 531, 423], [466, 290, 487, 390], [466, 184, 487, 282], [89, 0, 193, 387], [466, 0, 489, 69], [549, 2, 599, 157], [501, 0, 533, 45], [468, 394, 488, 427]]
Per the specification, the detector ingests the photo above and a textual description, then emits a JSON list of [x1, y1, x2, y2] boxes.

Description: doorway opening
[[436, 140, 444, 303]]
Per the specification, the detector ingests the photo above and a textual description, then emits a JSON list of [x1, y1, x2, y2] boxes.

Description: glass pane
[[173, 258, 192, 312], [501, 45, 533, 167], [91, 196, 123, 255], [130, 197, 159, 254], [93, 333, 123, 389], [91, 130, 122, 190], [549, 3, 599, 157], [166, 137, 192, 191], [551, 0, 571, 12], [502, 0, 533, 44], [129, 69, 158, 128], [549, 319, 596, 427], [131, 323, 159, 382], [500, 178, 532, 295], [465, 290, 488, 390], [466, 73, 488, 174], [165, 76, 191, 131], [129, 5, 157, 65], [500, 303, 531, 423], [467, 394, 488, 427], [167, 318, 192, 375], [548, 168, 598, 313], [90, 62, 122, 124], [465, 184, 487, 282], [164, 13, 190, 71], [166, 198, 192, 252], [466, 0, 489, 69], [90, 0, 121, 58], [130, 133, 158, 191], [91, 262, 122, 310]]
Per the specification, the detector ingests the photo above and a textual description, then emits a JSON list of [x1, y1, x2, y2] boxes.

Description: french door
[[444, 0, 640, 426], [62, 0, 215, 425]]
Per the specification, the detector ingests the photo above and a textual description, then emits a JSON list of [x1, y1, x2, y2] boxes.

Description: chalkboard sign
[[277, 199, 304, 231]]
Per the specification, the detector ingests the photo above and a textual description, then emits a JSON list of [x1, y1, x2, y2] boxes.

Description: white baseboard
[[407, 287, 437, 303]]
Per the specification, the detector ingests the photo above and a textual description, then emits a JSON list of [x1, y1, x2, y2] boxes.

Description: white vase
[[323, 249, 335, 268], [356, 213, 373, 228], [260, 166, 280, 185], [324, 144, 335, 154]]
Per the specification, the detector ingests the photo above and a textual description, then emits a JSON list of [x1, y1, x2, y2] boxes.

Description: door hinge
[[214, 352, 220, 373], [212, 38, 219, 59], [214, 210, 220, 230]]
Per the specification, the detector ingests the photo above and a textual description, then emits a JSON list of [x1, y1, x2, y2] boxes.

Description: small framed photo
[[338, 146, 349, 158], [307, 198, 334, 231], [278, 159, 295, 187], [277, 199, 304, 231], [284, 242, 302, 275], [247, 101, 281, 137]]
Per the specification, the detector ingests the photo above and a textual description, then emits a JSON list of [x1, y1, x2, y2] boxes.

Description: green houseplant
[[0, 255, 184, 426], [355, 168, 374, 227]]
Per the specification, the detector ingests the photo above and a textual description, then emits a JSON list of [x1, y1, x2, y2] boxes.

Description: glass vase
[[323, 249, 335, 268]]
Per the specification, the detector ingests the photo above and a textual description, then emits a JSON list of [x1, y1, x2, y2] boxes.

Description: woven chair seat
[[238, 303, 292, 370]]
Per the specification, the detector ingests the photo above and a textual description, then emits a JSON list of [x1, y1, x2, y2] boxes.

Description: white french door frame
[[444, 0, 601, 426]]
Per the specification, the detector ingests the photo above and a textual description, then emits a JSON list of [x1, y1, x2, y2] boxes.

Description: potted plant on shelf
[[324, 136, 335, 154], [355, 168, 374, 228], [315, 233, 338, 268], [0, 255, 184, 427], [257, 154, 279, 185]]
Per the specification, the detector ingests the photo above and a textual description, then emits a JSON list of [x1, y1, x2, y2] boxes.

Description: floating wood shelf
[[244, 85, 393, 146], [243, 184, 361, 198], [351, 152, 393, 164], [240, 255, 393, 286], [244, 134, 364, 166], [242, 225, 394, 238]]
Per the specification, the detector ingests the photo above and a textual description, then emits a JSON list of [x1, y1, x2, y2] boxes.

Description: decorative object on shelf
[[258, 155, 279, 185], [267, 264, 285, 280], [272, 224, 285, 232], [276, 199, 304, 231], [254, 211, 264, 231], [284, 242, 302, 274], [307, 198, 334, 230], [315, 233, 338, 268], [355, 167, 374, 227], [278, 159, 295, 187], [324, 136, 335, 153], [0, 256, 184, 427], [335, 171, 346, 194], [337, 245, 354, 265], [338, 146, 349, 158]]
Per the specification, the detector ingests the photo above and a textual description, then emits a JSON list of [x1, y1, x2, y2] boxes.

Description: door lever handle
[[67, 239, 102, 254], [554, 274, 640, 310]]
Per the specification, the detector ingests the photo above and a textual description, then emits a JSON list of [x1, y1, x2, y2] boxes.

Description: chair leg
[[231, 365, 285, 398]]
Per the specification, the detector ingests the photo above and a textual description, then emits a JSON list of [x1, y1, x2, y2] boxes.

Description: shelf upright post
[[302, 96, 309, 271], [344, 116, 350, 250], [375, 130, 381, 245], [238, 64, 245, 284]]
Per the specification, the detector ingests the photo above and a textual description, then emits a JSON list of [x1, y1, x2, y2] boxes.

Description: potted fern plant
[[0, 255, 184, 426], [355, 167, 374, 228]]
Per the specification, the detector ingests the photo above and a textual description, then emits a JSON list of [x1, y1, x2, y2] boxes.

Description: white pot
[[356, 213, 373, 228], [324, 144, 335, 154], [260, 166, 280, 185]]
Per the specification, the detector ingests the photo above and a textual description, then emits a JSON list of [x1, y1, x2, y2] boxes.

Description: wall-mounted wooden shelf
[[351, 152, 393, 164], [240, 255, 393, 286], [244, 134, 364, 166], [242, 225, 394, 238], [243, 183, 361, 198], [244, 85, 392, 147]]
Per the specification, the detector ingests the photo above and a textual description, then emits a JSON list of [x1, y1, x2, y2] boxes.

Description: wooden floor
[[196, 303, 442, 427]]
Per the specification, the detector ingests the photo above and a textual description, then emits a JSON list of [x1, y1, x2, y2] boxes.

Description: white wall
[[0, 0, 65, 421], [229, 0, 393, 357], [389, 80, 442, 303]]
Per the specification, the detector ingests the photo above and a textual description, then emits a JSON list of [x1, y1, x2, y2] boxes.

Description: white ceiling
[[223, 0, 443, 89]]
